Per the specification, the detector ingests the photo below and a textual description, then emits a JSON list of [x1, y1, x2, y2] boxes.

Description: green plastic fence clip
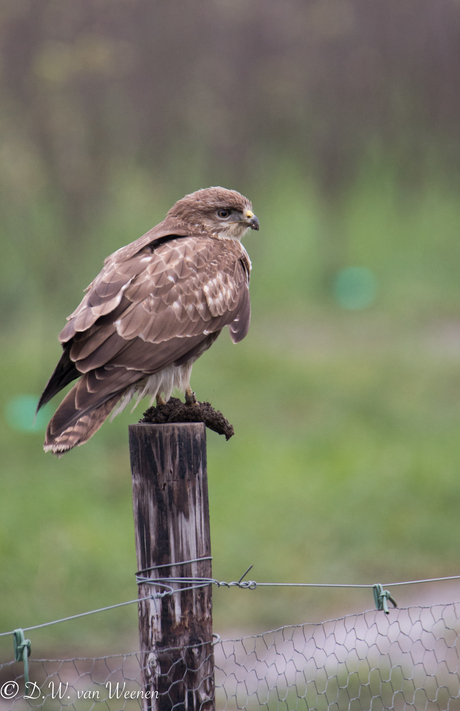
[[373, 584, 397, 614], [13, 629, 31, 686]]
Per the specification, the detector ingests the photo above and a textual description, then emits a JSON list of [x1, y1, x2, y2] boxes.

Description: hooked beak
[[244, 209, 260, 231]]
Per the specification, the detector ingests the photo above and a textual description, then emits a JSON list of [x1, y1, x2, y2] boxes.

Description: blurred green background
[[2, 0, 460, 658]]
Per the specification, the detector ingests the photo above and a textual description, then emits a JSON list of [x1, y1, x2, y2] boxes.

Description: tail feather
[[44, 382, 123, 456]]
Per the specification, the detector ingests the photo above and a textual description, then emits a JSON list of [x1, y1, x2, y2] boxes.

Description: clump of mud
[[141, 397, 234, 440]]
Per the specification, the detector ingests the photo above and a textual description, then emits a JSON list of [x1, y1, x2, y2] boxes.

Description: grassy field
[[2, 168, 460, 657]]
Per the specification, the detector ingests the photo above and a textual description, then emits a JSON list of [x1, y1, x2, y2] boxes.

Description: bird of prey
[[37, 187, 259, 455]]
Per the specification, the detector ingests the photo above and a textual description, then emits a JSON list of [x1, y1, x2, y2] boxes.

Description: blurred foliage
[[1, 0, 460, 658]]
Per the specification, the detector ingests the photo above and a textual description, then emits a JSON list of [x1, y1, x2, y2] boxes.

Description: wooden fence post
[[129, 422, 214, 711]]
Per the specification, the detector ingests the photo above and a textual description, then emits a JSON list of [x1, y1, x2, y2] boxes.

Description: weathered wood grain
[[129, 422, 214, 711]]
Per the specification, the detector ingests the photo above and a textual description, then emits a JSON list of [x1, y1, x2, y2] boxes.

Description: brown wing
[[38, 231, 251, 412]]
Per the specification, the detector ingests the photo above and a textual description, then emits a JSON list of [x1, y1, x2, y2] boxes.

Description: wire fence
[[1, 599, 460, 710]]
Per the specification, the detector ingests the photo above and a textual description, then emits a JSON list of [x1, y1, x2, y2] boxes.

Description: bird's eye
[[217, 209, 231, 219]]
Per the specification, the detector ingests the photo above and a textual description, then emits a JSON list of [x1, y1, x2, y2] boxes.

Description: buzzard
[[37, 187, 259, 455]]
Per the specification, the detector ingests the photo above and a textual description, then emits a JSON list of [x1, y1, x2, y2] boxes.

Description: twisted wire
[[1, 559, 460, 638]]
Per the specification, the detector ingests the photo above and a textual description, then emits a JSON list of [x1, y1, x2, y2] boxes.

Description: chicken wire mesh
[[1, 601, 460, 711]]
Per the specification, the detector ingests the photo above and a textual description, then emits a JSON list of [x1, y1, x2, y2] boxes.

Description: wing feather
[[57, 232, 250, 385]]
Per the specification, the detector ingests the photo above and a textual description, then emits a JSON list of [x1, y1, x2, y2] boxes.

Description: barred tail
[[44, 383, 123, 456]]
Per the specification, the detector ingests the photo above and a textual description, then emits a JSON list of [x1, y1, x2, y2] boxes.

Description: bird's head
[[167, 187, 259, 240]]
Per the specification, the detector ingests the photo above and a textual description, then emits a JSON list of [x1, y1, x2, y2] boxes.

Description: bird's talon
[[185, 391, 197, 406]]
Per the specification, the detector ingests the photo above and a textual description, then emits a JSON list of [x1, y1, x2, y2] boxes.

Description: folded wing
[[38, 230, 251, 451]]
